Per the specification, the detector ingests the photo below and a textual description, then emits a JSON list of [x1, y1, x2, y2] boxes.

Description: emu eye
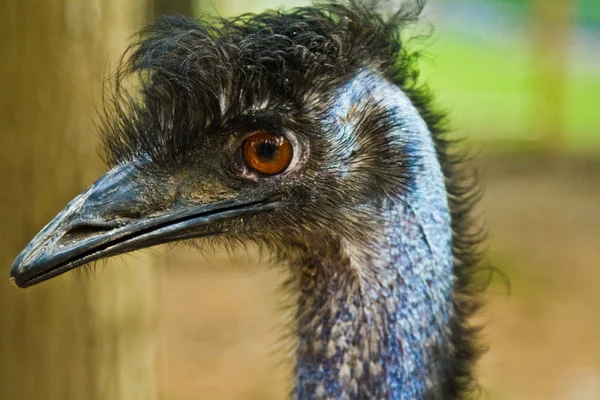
[[242, 131, 293, 176]]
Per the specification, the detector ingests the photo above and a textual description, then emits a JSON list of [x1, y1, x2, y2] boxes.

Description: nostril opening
[[62, 223, 117, 242]]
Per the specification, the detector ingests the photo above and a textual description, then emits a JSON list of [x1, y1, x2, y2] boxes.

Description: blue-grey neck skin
[[294, 70, 453, 399]]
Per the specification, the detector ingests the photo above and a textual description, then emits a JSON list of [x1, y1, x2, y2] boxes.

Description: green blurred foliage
[[419, 0, 599, 151], [420, 31, 600, 150], [464, 0, 600, 26], [578, 0, 600, 26]]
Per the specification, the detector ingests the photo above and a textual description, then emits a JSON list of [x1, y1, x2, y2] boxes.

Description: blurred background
[[0, 0, 598, 399]]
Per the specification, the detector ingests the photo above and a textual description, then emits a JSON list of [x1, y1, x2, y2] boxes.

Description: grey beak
[[10, 164, 277, 288]]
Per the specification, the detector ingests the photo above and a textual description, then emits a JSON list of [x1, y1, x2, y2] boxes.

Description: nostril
[[62, 222, 120, 242]]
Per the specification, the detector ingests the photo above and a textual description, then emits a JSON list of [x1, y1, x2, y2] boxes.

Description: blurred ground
[[156, 154, 600, 400]]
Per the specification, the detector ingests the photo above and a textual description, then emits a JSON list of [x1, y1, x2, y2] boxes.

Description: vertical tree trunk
[[0, 1, 157, 400], [531, 0, 574, 151]]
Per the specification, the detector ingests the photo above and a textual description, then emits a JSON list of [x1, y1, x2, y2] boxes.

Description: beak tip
[[9, 265, 24, 288], [10, 252, 31, 288], [9, 276, 19, 288]]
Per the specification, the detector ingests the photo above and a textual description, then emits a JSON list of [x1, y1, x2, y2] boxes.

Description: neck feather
[[294, 186, 454, 400], [293, 70, 455, 399]]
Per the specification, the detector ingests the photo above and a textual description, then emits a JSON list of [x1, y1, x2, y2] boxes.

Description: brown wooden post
[[0, 1, 157, 399]]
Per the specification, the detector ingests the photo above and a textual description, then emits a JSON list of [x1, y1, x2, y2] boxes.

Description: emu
[[10, 2, 483, 399]]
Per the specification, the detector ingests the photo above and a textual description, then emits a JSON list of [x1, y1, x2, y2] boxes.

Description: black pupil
[[256, 139, 278, 161]]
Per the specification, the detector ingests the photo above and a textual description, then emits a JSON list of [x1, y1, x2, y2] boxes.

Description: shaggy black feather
[[101, 0, 421, 169]]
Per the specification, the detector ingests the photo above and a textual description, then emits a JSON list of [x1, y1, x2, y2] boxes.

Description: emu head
[[10, 3, 431, 287]]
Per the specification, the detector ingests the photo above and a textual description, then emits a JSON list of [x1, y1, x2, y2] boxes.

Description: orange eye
[[242, 131, 293, 176]]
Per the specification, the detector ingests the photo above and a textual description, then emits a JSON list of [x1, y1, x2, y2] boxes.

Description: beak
[[10, 164, 278, 288]]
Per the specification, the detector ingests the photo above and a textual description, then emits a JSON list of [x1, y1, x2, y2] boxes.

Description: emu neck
[[294, 201, 453, 399], [293, 70, 454, 399]]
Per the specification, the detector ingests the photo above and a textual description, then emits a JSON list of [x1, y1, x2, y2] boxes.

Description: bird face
[[11, 8, 420, 287], [10, 121, 310, 287], [10, 84, 403, 288]]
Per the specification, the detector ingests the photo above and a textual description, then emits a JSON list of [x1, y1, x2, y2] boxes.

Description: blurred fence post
[[154, 0, 194, 17], [531, 0, 574, 152], [0, 1, 157, 400]]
